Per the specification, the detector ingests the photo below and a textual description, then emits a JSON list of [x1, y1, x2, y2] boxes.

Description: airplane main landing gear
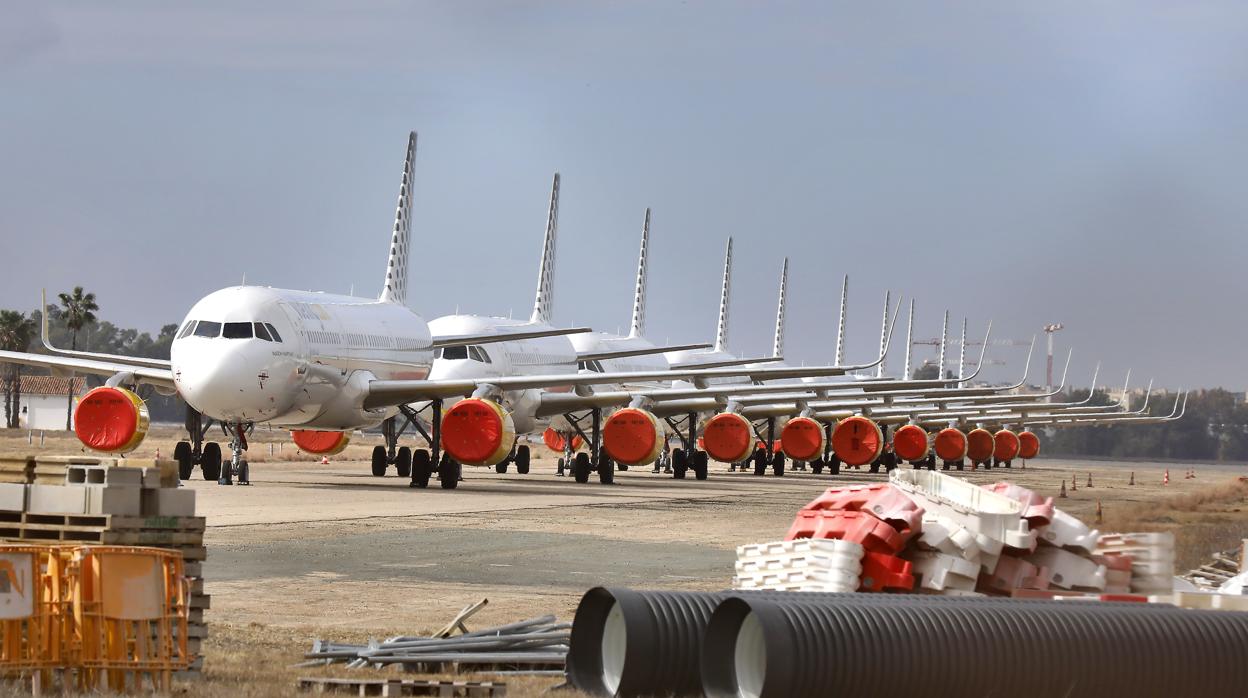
[[750, 417, 785, 477], [663, 412, 708, 480], [560, 409, 615, 485], [173, 407, 223, 482]]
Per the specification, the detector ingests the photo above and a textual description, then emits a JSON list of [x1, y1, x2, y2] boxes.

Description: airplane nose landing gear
[[219, 422, 253, 486]]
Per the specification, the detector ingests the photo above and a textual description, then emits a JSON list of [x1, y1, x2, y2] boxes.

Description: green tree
[[0, 311, 36, 428], [57, 287, 99, 430]]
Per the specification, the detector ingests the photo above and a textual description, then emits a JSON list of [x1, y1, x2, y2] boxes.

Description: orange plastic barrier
[[800, 484, 923, 540], [0, 545, 70, 685], [72, 546, 191, 692], [859, 551, 915, 592], [784, 510, 906, 554]]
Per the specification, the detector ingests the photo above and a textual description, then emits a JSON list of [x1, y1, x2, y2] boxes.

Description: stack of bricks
[[0, 454, 207, 678]]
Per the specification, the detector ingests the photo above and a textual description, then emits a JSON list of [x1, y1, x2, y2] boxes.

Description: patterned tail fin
[[530, 173, 560, 324], [714, 238, 733, 352], [379, 132, 417, 304], [771, 258, 788, 359], [628, 209, 651, 338]]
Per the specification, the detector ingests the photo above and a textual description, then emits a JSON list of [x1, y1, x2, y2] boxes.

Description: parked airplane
[[0, 132, 883, 488]]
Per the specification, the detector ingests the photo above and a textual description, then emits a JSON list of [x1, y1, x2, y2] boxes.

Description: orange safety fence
[[0, 544, 190, 694]]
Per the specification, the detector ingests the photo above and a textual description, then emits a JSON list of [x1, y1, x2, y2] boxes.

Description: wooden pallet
[[298, 677, 507, 697]]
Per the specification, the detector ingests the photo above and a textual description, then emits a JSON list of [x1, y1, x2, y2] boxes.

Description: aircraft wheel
[[440, 457, 461, 489], [395, 447, 412, 478], [811, 459, 824, 475], [201, 442, 222, 481], [772, 452, 786, 477], [752, 449, 767, 476], [174, 442, 193, 481], [598, 450, 615, 485], [956, 460, 965, 471], [617, 463, 629, 471], [495, 461, 509, 474], [515, 445, 530, 474], [556, 457, 566, 476], [411, 450, 432, 488], [693, 450, 709, 480], [573, 452, 592, 484], [672, 448, 688, 479], [371, 445, 388, 477]]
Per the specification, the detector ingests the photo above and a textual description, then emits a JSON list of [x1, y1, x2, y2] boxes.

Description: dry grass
[[1103, 478, 1248, 571]]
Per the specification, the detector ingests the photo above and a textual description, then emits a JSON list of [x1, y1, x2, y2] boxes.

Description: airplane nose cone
[[173, 341, 297, 422]]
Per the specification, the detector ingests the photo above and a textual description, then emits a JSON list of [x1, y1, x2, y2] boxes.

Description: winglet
[[628, 208, 651, 338], [40, 289, 53, 352], [531, 173, 560, 324], [902, 299, 915, 380], [772, 258, 788, 359], [714, 238, 733, 352], [834, 275, 848, 366], [380, 131, 416, 305], [876, 290, 892, 378]]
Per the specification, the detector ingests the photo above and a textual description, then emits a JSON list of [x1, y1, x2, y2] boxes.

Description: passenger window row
[[178, 320, 282, 342]]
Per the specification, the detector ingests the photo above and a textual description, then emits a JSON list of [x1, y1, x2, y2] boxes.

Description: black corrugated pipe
[[702, 596, 1248, 698], [567, 587, 1191, 697]]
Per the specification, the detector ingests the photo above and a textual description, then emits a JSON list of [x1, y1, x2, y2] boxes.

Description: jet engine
[[993, 429, 1021, 462], [892, 424, 930, 462], [933, 427, 968, 462], [441, 398, 516, 467], [779, 416, 825, 462], [73, 386, 150, 453], [542, 427, 583, 453], [702, 412, 755, 463], [291, 430, 351, 455], [1018, 430, 1041, 460], [966, 427, 995, 464], [830, 415, 883, 467], [602, 408, 665, 467]]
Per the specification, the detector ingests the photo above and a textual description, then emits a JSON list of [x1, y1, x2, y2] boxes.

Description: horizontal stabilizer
[[577, 342, 711, 363], [431, 325, 592, 349]]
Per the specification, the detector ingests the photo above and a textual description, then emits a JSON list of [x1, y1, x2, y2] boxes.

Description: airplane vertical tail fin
[[771, 258, 788, 359], [379, 131, 417, 305], [834, 275, 848, 365], [957, 318, 968, 380], [628, 208, 651, 338], [530, 173, 560, 324], [902, 299, 915, 379], [875, 290, 891, 378], [937, 310, 949, 379], [714, 238, 733, 352]]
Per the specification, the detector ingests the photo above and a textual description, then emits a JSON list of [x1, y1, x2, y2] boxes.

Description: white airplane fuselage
[[170, 286, 433, 430], [425, 314, 578, 434]]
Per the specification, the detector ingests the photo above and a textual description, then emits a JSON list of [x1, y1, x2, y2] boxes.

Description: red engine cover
[[892, 424, 930, 462], [993, 429, 1021, 462], [291, 430, 350, 455], [74, 386, 149, 453], [702, 413, 755, 463], [830, 416, 883, 467], [933, 428, 968, 462], [966, 428, 995, 463], [780, 417, 825, 461], [1018, 431, 1041, 460]]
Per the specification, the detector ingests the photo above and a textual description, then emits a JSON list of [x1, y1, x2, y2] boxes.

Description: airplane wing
[[669, 356, 783, 370], [0, 349, 176, 389], [37, 291, 172, 370], [577, 343, 711, 363], [431, 326, 592, 349]]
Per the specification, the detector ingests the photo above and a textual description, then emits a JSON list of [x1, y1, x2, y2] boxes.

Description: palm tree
[[0, 310, 36, 428], [58, 287, 99, 429]]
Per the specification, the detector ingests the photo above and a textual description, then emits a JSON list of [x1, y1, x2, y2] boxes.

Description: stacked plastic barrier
[[1096, 532, 1176, 595], [0, 544, 190, 692], [750, 483, 920, 592]]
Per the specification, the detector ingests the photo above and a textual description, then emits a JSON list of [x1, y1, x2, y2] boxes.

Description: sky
[[2, 1, 1246, 390]]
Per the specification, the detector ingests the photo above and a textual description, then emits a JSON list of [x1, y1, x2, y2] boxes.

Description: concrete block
[[66, 465, 143, 488], [27, 484, 88, 515], [139, 468, 162, 489], [140, 488, 196, 517], [85, 484, 142, 516], [0, 483, 27, 512]]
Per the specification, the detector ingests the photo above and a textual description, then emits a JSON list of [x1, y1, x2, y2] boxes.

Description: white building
[[15, 376, 85, 430]]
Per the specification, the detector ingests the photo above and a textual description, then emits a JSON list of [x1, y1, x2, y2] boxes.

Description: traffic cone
[[155, 448, 161, 459], [1086, 472, 1093, 488], [321, 455, 329, 465], [1059, 480, 1067, 498], [1129, 471, 1135, 486], [1071, 475, 1078, 492], [1163, 469, 1169, 485], [1095, 500, 1103, 524]]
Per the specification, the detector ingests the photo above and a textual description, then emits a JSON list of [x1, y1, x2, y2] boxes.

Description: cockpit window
[[253, 322, 273, 341], [192, 321, 221, 338], [468, 346, 492, 363], [264, 323, 283, 342], [440, 345, 469, 360], [177, 321, 197, 339], [578, 360, 605, 372], [223, 322, 253, 339]]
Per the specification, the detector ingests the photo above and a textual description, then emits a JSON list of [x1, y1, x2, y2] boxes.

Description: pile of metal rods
[[301, 615, 570, 675]]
